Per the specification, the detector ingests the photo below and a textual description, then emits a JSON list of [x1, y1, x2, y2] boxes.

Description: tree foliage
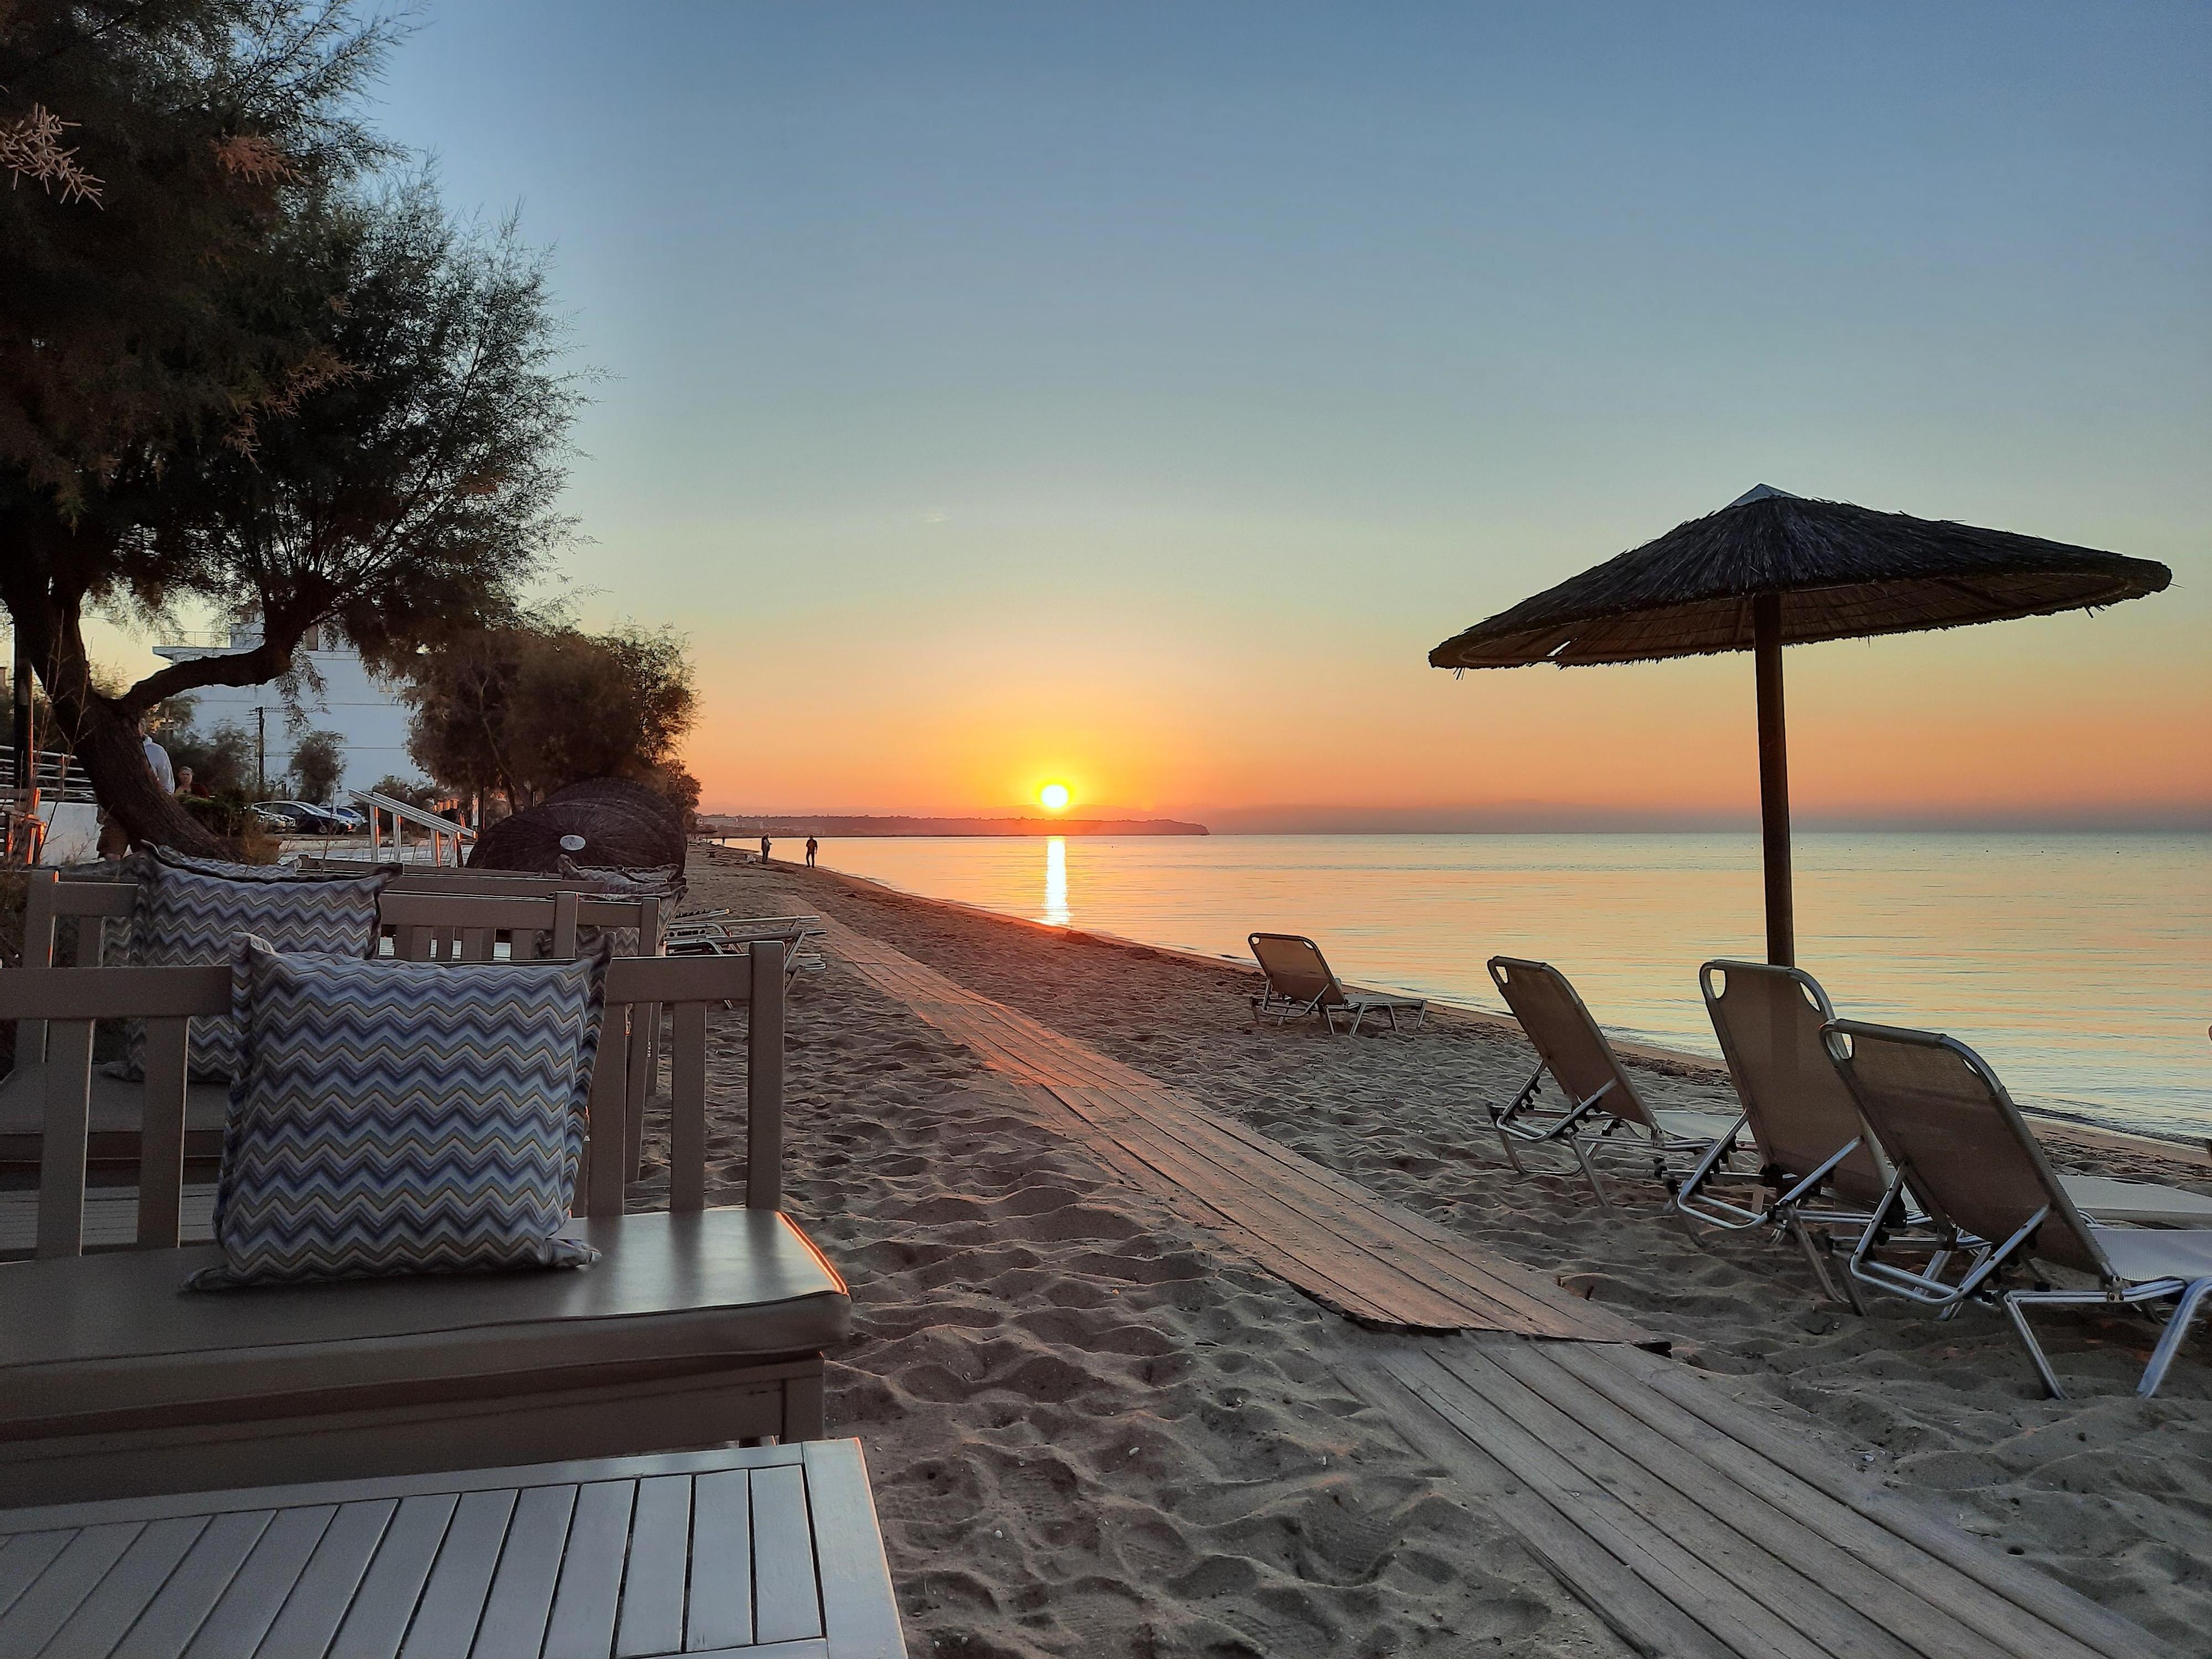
[[0, 1, 583, 855], [403, 624, 698, 816], [288, 728, 343, 802]]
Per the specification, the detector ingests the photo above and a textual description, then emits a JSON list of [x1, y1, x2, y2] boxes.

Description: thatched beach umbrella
[[1429, 486, 2172, 965]]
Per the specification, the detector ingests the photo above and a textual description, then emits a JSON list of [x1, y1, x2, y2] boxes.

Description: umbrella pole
[[1753, 593, 1794, 966]]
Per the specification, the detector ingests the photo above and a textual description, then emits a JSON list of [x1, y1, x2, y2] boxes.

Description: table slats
[[0, 1443, 901, 1657]]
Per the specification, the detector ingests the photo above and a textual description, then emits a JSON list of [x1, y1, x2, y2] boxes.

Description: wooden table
[[0, 1441, 906, 1658]]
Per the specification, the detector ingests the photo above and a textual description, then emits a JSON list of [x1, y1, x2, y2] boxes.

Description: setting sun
[[1038, 782, 1073, 812]]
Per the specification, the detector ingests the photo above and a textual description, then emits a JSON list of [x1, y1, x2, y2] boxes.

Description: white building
[[151, 624, 422, 797]]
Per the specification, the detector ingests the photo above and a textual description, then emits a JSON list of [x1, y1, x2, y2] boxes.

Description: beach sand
[[667, 846, 2211, 1655]]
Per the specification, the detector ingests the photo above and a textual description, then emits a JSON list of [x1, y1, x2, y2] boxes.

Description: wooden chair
[[0, 941, 846, 1507], [2, 883, 661, 1175]]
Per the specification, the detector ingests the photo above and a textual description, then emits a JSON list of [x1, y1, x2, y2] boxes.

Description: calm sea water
[[807, 832, 2212, 1143]]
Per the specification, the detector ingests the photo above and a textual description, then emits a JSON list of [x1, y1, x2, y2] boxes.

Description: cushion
[[187, 938, 610, 1289], [123, 847, 392, 1081], [0, 1209, 852, 1435]]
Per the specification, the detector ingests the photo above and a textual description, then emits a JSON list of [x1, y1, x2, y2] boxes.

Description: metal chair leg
[[1493, 1121, 1527, 1173], [2004, 1293, 2069, 1400], [2140, 1280, 2211, 1399], [1790, 1215, 1864, 1314], [1571, 1136, 1612, 1208]]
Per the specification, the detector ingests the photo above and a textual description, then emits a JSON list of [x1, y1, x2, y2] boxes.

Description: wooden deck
[[0, 1441, 906, 1658], [820, 912, 2181, 1659], [1353, 1338, 2176, 1659], [821, 915, 1648, 1343]]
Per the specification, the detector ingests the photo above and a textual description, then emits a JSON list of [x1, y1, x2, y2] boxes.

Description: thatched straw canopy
[[1430, 487, 2172, 670]]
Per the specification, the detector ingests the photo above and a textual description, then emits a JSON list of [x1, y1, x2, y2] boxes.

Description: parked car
[[253, 801, 351, 835]]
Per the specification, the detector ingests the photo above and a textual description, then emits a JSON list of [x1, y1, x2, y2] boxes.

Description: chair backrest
[[1248, 933, 1346, 1008], [295, 862, 670, 948], [1699, 960, 1889, 1205], [0, 942, 786, 1261], [1486, 957, 1655, 1129], [17, 873, 658, 969], [1823, 1018, 2104, 1276]]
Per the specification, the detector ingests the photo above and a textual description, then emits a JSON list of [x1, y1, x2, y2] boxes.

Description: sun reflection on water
[[1042, 836, 1070, 926]]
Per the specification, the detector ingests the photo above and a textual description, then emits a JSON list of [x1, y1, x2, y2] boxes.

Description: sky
[[114, 2, 2212, 827]]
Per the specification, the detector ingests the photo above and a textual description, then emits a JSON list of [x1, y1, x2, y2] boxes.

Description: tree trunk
[[66, 695, 229, 858], [3, 517, 312, 860]]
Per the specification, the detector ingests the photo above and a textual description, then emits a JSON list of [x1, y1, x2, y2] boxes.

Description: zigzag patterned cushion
[[188, 938, 609, 1289], [123, 847, 393, 1081]]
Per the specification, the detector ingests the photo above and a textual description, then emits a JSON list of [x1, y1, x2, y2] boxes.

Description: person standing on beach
[[805, 836, 818, 868], [759, 832, 772, 865]]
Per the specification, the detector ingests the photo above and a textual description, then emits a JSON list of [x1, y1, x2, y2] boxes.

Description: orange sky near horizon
[[680, 571, 2210, 827]]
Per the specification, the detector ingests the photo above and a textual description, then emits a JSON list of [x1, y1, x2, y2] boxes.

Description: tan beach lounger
[[1677, 960, 1897, 1307], [1827, 1018, 2212, 1399], [1687, 960, 2212, 1305], [1484, 957, 1735, 1206], [665, 914, 828, 988], [1249, 933, 1427, 1036]]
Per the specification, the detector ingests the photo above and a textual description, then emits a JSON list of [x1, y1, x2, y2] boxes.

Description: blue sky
[[331, 2, 2210, 821]]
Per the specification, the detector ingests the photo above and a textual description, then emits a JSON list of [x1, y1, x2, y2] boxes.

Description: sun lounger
[[0, 1441, 908, 1657], [666, 913, 830, 987], [1827, 1017, 2212, 1398], [1484, 957, 1738, 1206], [1249, 933, 1427, 1036], [1673, 961, 1898, 1306], [1686, 960, 2212, 1307], [0, 942, 851, 1505]]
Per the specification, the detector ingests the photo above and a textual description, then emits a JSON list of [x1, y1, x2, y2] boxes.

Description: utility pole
[[254, 705, 267, 799]]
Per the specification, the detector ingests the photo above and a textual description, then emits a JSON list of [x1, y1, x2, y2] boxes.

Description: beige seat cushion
[[0, 1062, 230, 1166], [0, 1208, 849, 1439], [2060, 1175, 2212, 1232]]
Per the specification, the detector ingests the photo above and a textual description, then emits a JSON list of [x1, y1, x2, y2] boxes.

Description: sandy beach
[[661, 845, 2212, 1656]]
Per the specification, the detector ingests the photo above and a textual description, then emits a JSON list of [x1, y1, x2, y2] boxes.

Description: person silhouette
[[759, 833, 771, 866], [805, 836, 818, 868]]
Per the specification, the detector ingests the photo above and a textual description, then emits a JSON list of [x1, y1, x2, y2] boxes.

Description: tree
[[288, 729, 343, 803], [1, 4, 581, 855], [403, 624, 698, 815]]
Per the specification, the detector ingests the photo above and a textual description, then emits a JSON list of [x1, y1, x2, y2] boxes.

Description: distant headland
[[700, 815, 1209, 838]]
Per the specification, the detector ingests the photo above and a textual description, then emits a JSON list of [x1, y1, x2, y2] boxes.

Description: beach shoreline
[[795, 854, 2210, 1168], [680, 844, 2211, 1653]]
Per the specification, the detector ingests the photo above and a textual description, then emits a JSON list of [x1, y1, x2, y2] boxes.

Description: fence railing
[[349, 788, 477, 867]]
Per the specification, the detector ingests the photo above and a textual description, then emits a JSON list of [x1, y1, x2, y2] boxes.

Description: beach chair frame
[[1677, 960, 1911, 1310], [1825, 1016, 2212, 1399], [1248, 932, 1427, 1037], [1484, 956, 1726, 1208]]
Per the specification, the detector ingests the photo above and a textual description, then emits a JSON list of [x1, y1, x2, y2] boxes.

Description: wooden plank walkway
[[1350, 1337, 2177, 1659], [819, 911, 2180, 1659], [821, 914, 1648, 1343]]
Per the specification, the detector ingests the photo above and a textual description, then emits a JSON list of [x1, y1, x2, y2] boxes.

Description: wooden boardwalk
[[821, 915, 1647, 1343], [820, 912, 2182, 1659], [1354, 1337, 2174, 1659]]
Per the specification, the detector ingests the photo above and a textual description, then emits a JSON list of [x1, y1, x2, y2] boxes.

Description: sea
[[803, 831, 2212, 1145]]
